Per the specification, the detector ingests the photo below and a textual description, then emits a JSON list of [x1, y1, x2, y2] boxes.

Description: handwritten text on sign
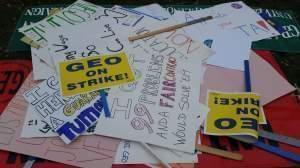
[[1, 73, 119, 168], [59, 52, 135, 97], [18, 0, 100, 47], [21, 90, 100, 138], [94, 21, 211, 153], [205, 91, 264, 141], [23, 75, 108, 143]]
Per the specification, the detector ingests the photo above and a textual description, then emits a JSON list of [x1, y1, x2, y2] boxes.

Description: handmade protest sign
[[113, 108, 208, 165], [21, 105, 57, 137], [94, 16, 212, 153], [21, 90, 100, 138], [58, 52, 135, 97], [18, 0, 103, 68], [204, 91, 264, 143], [114, 140, 197, 164], [22, 75, 109, 143], [46, 7, 144, 68], [10, 3, 300, 53], [18, 0, 101, 47], [0, 73, 120, 168], [47, 20, 129, 65], [172, 1, 279, 43], [20, 1, 144, 68]]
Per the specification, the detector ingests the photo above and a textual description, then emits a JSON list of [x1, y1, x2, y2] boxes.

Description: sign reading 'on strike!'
[[204, 91, 266, 143], [58, 52, 135, 97]]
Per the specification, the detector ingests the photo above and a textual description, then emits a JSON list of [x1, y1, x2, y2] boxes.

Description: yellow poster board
[[205, 91, 265, 141], [59, 52, 135, 97]]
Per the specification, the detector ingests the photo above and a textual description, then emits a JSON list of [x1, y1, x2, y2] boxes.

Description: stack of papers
[[0, 0, 296, 167]]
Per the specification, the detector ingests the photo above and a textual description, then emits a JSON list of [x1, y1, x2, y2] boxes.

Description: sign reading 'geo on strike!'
[[58, 52, 135, 97]]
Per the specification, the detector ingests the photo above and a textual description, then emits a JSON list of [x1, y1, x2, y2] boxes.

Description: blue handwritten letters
[[57, 96, 105, 143]]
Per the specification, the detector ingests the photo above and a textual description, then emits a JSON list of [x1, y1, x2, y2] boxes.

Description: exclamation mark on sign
[[214, 97, 218, 104], [124, 73, 129, 79]]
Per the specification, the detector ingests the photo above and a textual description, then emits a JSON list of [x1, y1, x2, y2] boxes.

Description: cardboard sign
[[0, 73, 120, 168], [204, 91, 264, 143], [58, 53, 135, 97], [22, 75, 108, 143]]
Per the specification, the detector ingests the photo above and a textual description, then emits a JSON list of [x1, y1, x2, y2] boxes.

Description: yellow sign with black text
[[59, 52, 135, 97], [204, 91, 265, 141]]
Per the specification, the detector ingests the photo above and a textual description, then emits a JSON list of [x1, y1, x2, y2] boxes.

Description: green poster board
[[252, 8, 300, 53]]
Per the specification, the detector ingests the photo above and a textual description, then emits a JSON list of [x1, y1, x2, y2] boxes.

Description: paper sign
[[136, 5, 300, 53], [31, 47, 55, 80], [22, 75, 107, 143], [11, 4, 298, 52], [21, 0, 103, 68], [21, 105, 57, 137], [114, 140, 197, 164], [172, 1, 279, 42], [46, 8, 143, 66], [94, 16, 212, 153], [21, 90, 100, 138], [21, 2, 144, 67], [204, 91, 263, 143], [18, 0, 101, 47], [47, 21, 126, 64], [58, 52, 135, 97], [0, 73, 120, 168]]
